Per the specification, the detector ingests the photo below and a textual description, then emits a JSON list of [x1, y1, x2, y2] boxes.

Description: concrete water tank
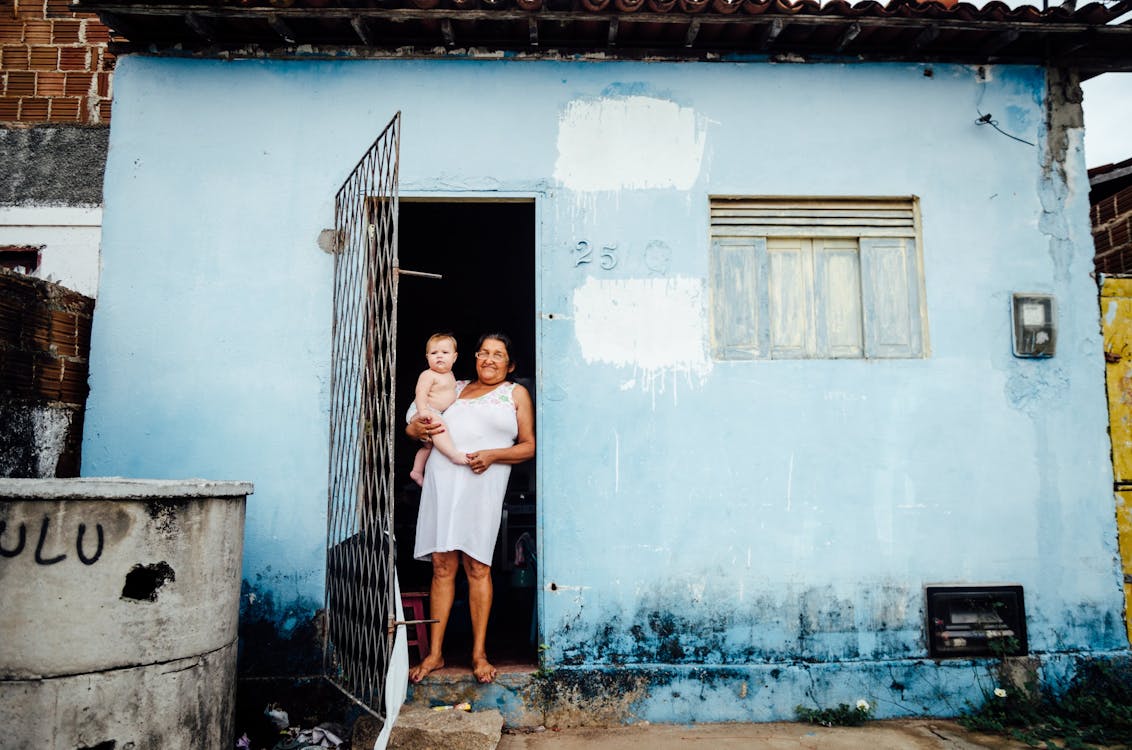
[[0, 478, 252, 749]]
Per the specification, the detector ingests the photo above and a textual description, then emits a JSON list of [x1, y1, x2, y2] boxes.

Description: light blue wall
[[83, 56, 1124, 715]]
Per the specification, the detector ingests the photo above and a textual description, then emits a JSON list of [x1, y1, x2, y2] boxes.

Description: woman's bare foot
[[409, 654, 444, 684], [409, 469, 424, 487], [472, 656, 497, 684]]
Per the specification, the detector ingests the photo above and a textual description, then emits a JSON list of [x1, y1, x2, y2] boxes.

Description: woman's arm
[[406, 411, 444, 442], [466, 384, 535, 474]]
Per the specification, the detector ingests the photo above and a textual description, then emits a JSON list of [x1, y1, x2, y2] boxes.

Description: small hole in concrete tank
[[550, 582, 558, 591], [77, 741, 116, 750], [121, 561, 176, 602]]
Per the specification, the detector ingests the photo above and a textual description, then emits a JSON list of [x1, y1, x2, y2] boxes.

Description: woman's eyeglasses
[[475, 351, 508, 363]]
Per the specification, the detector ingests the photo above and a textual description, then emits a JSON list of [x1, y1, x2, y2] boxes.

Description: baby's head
[[425, 332, 458, 373]]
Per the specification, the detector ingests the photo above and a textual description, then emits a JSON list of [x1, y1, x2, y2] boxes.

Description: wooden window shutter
[[709, 237, 768, 359], [860, 236, 924, 358], [709, 197, 925, 360], [710, 197, 916, 239]]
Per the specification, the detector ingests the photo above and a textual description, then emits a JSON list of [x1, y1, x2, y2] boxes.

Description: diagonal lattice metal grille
[[324, 112, 400, 719]]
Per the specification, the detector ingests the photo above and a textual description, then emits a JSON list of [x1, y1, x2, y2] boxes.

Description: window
[[709, 197, 926, 360], [0, 245, 42, 274]]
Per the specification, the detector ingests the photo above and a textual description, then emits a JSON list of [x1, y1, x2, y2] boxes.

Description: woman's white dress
[[414, 380, 518, 565]]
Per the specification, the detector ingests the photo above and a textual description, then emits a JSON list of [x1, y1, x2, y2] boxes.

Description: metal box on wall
[[926, 585, 1027, 658]]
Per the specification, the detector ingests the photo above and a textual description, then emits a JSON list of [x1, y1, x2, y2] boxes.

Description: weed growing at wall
[[961, 658, 1132, 747], [534, 643, 554, 679], [795, 699, 872, 727]]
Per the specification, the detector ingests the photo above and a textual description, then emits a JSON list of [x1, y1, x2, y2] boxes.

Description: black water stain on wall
[[556, 582, 928, 666], [233, 583, 353, 750], [145, 500, 185, 538], [237, 580, 322, 677]]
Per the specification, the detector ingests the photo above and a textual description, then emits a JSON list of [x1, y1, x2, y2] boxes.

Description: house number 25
[[573, 241, 618, 270]]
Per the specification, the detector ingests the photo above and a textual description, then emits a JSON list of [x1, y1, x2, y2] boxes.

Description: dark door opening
[[394, 200, 537, 670]]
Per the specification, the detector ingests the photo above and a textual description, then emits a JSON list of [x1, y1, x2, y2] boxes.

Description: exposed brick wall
[[1093, 184, 1132, 276], [0, 268, 93, 477], [0, 0, 114, 125], [0, 267, 93, 405]]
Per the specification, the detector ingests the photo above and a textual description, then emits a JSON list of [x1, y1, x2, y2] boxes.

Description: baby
[[410, 332, 468, 487]]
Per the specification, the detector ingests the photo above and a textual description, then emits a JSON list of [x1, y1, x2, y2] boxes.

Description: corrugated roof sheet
[[74, 0, 1132, 72]]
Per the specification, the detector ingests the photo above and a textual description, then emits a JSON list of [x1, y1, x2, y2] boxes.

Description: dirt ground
[[496, 718, 1067, 750]]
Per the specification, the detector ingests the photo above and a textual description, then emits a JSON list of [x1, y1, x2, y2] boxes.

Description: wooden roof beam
[[685, 17, 702, 48], [350, 15, 374, 45], [756, 17, 785, 49], [72, 1, 1132, 69], [834, 22, 860, 52], [912, 24, 939, 51], [979, 27, 1020, 55], [97, 10, 142, 39], [1055, 29, 1095, 56], [73, 4, 1132, 33], [268, 13, 297, 44], [185, 12, 218, 43]]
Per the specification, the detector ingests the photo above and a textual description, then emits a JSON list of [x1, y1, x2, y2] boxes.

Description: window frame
[[708, 196, 928, 361]]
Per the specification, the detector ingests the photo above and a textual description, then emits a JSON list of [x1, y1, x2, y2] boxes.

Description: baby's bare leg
[[429, 417, 468, 465], [410, 445, 431, 486]]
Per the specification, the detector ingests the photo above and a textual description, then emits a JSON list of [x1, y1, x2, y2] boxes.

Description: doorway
[[394, 199, 538, 669]]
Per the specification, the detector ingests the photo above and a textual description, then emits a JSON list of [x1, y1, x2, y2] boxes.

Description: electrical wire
[[976, 109, 1036, 147]]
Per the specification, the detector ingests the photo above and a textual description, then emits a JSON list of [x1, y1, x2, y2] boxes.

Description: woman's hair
[[425, 332, 457, 354], [476, 332, 514, 363]]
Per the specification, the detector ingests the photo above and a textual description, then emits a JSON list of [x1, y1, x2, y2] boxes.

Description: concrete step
[[388, 705, 505, 750], [406, 665, 543, 728]]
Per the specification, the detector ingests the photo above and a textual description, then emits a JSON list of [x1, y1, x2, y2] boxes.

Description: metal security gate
[[324, 113, 400, 717]]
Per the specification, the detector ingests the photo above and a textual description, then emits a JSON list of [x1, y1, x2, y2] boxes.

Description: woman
[[406, 332, 535, 684]]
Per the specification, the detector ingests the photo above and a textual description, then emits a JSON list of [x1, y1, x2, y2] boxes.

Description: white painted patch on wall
[[572, 276, 712, 397], [31, 407, 73, 476], [0, 206, 102, 298], [554, 96, 706, 192]]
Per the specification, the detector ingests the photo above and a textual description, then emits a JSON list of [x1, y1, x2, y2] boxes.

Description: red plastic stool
[[401, 591, 431, 663]]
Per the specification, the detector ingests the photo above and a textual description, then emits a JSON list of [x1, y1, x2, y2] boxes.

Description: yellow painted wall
[[1101, 278, 1132, 641]]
